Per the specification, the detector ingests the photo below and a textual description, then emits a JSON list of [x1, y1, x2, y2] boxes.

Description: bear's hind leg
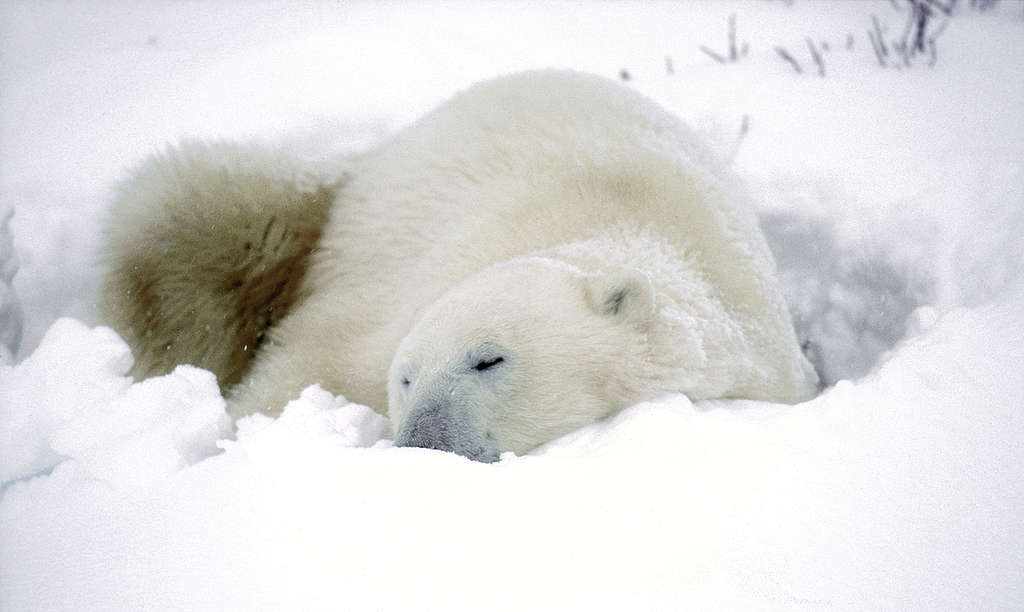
[[100, 141, 341, 389]]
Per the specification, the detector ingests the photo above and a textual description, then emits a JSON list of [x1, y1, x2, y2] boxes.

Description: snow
[[0, 205, 21, 364], [2, 1, 1023, 610]]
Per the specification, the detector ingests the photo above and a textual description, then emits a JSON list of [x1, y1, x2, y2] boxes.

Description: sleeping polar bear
[[101, 70, 818, 462]]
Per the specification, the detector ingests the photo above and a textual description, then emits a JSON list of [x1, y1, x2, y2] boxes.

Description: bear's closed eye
[[474, 357, 504, 371]]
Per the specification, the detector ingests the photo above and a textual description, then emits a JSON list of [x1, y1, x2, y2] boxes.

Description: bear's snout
[[394, 398, 499, 463]]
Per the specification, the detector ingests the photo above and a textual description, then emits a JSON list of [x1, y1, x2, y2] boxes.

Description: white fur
[[226, 70, 817, 453], [104, 70, 817, 457]]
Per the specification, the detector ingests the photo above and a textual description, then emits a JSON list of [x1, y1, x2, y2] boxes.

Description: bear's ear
[[584, 270, 655, 324]]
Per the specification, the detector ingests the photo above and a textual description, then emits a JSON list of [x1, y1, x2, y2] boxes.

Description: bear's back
[[289, 70, 812, 410], [314, 71, 776, 347]]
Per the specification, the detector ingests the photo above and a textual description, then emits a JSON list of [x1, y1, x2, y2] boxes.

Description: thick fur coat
[[102, 70, 818, 460]]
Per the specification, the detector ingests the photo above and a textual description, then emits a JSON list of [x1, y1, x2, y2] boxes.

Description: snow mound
[[230, 384, 391, 459], [0, 318, 230, 488], [2, 291, 1023, 610]]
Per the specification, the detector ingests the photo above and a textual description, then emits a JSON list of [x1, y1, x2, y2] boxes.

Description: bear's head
[[388, 256, 661, 462]]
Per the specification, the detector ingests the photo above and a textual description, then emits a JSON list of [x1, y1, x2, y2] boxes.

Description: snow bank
[[0, 318, 230, 487], [2, 289, 1022, 611]]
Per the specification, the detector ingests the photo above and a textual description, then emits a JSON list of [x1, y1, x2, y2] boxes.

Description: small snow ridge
[[227, 384, 389, 461], [0, 319, 230, 488]]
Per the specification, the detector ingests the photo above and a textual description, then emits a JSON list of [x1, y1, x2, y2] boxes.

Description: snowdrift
[[2, 293, 1024, 610]]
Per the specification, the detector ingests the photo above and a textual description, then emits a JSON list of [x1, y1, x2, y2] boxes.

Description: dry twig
[[806, 38, 826, 77], [775, 47, 803, 73]]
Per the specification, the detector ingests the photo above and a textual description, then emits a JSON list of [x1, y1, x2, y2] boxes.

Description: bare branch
[[699, 13, 746, 65], [868, 18, 888, 67], [775, 47, 803, 73], [727, 115, 751, 164], [872, 15, 889, 58], [728, 13, 738, 62], [700, 45, 727, 64], [806, 38, 826, 77], [928, 17, 950, 44]]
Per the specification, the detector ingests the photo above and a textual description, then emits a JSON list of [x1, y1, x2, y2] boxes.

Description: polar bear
[[101, 70, 818, 461]]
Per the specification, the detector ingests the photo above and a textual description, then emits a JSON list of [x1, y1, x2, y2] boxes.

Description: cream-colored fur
[[102, 70, 818, 458], [101, 141, 341, 387]]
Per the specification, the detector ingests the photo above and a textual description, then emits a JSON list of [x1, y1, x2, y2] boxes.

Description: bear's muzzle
[[394, 397, 499, 463]]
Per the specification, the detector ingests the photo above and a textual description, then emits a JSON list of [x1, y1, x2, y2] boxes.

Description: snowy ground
[[2, 1, 1023, 610]]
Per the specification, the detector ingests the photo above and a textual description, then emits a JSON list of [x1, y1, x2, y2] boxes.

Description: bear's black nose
[[395, 400, 455, 451], [394, 400, 498, 463]]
